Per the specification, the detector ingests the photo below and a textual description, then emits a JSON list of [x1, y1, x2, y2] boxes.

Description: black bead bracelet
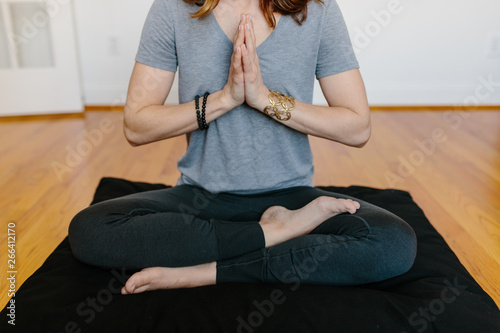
[[195, 95, 203, 130], [201, 92, 209, 130], [195, 92, 210, 131]]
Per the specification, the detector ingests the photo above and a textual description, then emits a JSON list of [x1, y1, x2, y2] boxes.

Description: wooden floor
[[0, 110, 499, 310]]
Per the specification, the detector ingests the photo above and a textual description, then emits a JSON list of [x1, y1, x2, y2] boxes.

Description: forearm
[[239, 17, 369, 147], [124, 90, 233, 146], [284, 100, 371, 147], [253, 97, 371, 147]]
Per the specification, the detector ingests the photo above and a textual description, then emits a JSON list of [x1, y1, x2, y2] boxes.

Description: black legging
[[68, 185, 417, 285]]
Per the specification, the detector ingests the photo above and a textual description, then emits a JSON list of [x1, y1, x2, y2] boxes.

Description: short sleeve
[[316, 0, 359, 79], [135, 0, 178, 72]]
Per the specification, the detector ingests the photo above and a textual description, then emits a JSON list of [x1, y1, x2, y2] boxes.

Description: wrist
[[218, 88, 243, 112], [198, 90, 233, 121], [248, 87, 271, 112], [261, 90, 296, 121]]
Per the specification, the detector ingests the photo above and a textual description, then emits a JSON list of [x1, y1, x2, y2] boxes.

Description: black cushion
[[2, 177, 499, 333]]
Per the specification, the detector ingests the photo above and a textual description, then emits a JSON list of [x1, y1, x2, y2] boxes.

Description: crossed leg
[[121, 196, 360, 294]]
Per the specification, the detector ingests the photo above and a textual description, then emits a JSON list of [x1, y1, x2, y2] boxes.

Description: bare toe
[[318, 197, 360, 215], [122, 267, 159, 295]]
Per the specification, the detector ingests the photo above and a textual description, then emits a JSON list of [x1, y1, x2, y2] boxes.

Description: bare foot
[[121, 262, 216, 295], [259, 196, 360, 247]]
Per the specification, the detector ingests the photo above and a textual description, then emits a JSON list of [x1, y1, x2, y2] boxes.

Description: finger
[[244, 14, 263, 77], [244, 14, 256, 53], [233, 21, 245, 78], [232, 46, 243, 76], [241, 43, 256, 81], [241, 17, 255, 76], [233, 15, 245, 50]]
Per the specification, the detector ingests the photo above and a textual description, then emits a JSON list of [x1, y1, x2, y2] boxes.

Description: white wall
[[74, 0, 167, 106], [335, 0, 500, 106], [74, 0, 500, 106]]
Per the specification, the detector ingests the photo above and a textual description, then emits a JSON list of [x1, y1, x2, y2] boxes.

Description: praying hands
[[221, 14, 270, 112]]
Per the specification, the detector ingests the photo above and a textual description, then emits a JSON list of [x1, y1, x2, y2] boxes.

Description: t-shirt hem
[[135, 56, 178, 72], [176, 175, 314, 195], [316, 63, 360, 80]]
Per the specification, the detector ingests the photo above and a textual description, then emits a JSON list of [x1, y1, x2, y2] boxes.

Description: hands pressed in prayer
[[222, 14, 270, 112]]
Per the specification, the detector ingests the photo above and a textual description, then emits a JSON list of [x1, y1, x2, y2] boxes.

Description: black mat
[[2, 177, 499, 333]]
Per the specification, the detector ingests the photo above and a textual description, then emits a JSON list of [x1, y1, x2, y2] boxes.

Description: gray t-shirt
[[136, 0, 359, 193]]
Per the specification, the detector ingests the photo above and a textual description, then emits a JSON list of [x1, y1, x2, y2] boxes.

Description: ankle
[[259, 220, 284, 248], [193, 262, 217, 287]]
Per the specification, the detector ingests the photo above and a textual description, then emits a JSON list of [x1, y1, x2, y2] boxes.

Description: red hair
[[184, 0, 323, 28]]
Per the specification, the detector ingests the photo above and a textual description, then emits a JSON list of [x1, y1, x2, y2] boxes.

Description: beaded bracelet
[[195, 92, 210, 131], [201, 92, 209, 130], [195, 95, 203, 130], [263, 90, 295, 121]]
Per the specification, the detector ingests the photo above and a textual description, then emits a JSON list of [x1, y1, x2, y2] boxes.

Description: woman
[[68, 0, 417, 295]]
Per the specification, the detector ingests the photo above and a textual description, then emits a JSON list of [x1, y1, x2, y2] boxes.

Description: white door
[[0, 0, 82, 116]]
